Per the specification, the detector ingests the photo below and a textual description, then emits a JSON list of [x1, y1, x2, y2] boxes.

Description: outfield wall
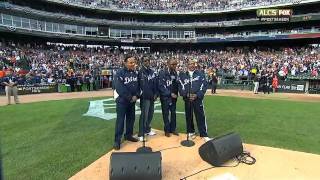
[[1, 79, 319, 95]]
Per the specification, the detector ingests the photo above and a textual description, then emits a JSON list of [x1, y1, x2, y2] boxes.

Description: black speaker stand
[[136, 146, 152, 153], [136, 68, 152, 153], [181, 139, 195, 147]]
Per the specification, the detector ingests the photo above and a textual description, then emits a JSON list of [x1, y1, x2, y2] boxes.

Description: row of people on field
[[113, 56, 212, 150]]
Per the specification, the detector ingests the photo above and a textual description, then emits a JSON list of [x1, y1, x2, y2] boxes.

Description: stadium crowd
[[60, 0, 301, 11], [0, 40, 320, 89]]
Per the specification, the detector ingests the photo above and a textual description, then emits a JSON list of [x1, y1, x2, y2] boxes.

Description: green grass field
[[1, 96, 320, 180]]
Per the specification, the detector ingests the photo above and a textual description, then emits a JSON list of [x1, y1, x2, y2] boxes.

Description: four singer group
[[113, 56, 212, 150]]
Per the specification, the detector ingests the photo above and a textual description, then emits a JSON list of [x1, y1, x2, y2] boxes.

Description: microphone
[[188, 71, 192, 99]]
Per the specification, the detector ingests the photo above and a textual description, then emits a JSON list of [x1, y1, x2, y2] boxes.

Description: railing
[[2, 12, 320, 42], [216, 79, 254, 91], [197, 27, 320, 38], [308, 87, 320, 94], [0, 13, 99, 37], [3, 2, 320, 29], [287, 74, 320, 80]]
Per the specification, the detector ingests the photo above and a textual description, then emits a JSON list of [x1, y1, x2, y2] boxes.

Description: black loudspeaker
[[199, 133, 243, 166], [109, 151, 162, 180]]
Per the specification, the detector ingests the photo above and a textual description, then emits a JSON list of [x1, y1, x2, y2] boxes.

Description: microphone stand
[[137, 65, 152, 153], [181, 71, 195, 147]]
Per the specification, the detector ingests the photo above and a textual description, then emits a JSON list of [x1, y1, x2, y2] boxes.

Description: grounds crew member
[[158, 59, 179, 137], [178, 59, 211, 142], [2, 69, 19, 105], [114, 56, 139, 150], [253, 74, 260, 94]]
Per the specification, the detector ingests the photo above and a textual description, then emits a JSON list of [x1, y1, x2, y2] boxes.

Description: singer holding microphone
[[178, 59, 212, 142]]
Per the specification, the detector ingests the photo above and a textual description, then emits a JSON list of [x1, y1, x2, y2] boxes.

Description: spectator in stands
[[76, 75, 83, 92], [261, 71, 270, 94], [83, 71, 92, 91], [108, 76, 112, 88], [311, 68, 318, 77], [0, 69, 4, 79], [58, 0, 296, 12], [1, 39, 320, 92], [33, 72, 42, 85], [90, 75, 95, 90], [272, 74, 279, 93], [66, 72, 76, 92], [17, 74, 26, 85], [0, 68, 5, 93], [47, 75, 55, 83], [102, 75, 108, 88], [211, 73, 218, 94]]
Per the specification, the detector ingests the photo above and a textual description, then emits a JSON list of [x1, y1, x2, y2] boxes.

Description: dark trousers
[[160, 97, 177, 133], [86, 83, 91, 91], [138, 99, 155, 137], [263, 84, 270, 94], [0, 85, 4, 94], [114, 100, 136, 144], [70, 84, 75, 92], [211, 84, 217, 94], [76, 85, 82, 92], [184, 99, 208, 137]]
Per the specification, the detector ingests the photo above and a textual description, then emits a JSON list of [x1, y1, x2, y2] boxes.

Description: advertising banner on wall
[[276, 80, 306, 93], [17, 84, 58, 95]]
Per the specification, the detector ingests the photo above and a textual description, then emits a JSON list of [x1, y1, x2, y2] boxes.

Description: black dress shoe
[[113, 143, 120, 150], [171, 131, 179, 136], [124, 136, 138, 142], [165, 132, 171, 137]]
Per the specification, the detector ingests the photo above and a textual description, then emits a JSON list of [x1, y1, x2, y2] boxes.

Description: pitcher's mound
[[70, 130, 320, 180]]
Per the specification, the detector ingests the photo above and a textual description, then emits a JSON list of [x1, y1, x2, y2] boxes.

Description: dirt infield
[[211, 90, 320, 102], [0, 89, 112, 106], [70, 130, 320, 180], [1, 89, 320, 107]]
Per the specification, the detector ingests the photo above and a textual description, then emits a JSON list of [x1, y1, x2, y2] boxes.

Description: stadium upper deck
[[34, 0, 319, 14], [1, 0, 320, 44]]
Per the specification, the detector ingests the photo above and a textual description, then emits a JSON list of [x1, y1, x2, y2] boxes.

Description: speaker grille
[[199, 133, 243, 166], [110, 152, 162, 180]]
